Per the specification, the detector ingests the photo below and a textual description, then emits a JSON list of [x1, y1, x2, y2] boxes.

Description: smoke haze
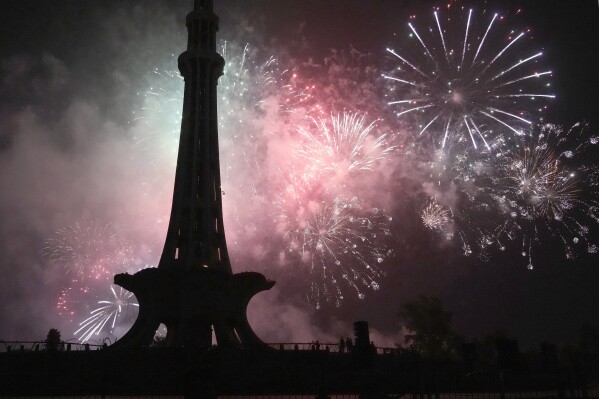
[[1, 0, 599, 347]]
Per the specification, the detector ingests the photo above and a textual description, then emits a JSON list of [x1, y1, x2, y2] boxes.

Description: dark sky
[[0, 0, 598, 347], [214, 0, 599, 124], [3, 0, 597, 123]]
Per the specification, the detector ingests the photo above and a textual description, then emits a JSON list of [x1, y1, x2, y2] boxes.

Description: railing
[[0, 340, 107, 352], [0, 340, 397, 354], [264, 342, 397, 355]]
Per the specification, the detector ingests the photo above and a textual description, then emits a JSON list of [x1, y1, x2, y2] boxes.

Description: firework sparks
[[43, 218, 134, 282], [217, 42, 287, 211], [296, 112, 397, 175], [75, 285, 138, 343], [132, 65, 183, 170], [56, 285, 91, 321], [270, 109, 396, 308], [277, 195, 392, 309], [218, 41, 287, 126], [416, 131, 512, 259], [487, 122, 599, 268], [421, 201, 454, 239], [418, 189, 496, 259], [281, 46, 385, 118], [129, 41, 399, 309], [419, 122, 599, 268], [131, 42, 289, 243], [44, 217, 141, 336], [384, 7, 554, 149]]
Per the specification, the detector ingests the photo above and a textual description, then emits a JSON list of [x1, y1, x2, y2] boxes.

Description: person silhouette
[[346, 337, 354, 353]]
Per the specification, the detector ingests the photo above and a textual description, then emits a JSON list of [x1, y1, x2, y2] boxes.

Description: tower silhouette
[[159, 0, 230, 275], [112, 0, 274, 348]]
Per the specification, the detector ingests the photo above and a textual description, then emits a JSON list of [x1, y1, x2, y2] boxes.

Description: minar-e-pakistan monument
[[112, 0, 275, 348]]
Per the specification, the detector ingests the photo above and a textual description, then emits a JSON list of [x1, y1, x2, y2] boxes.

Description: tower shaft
[[158, 0, 231, 274]]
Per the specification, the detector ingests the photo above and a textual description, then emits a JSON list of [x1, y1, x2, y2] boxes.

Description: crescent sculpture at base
[[112, 268, 275, 348]]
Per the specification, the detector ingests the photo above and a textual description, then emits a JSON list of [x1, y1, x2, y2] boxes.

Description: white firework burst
[[75, 285, 138, 343], [384, 7, 554, 150]]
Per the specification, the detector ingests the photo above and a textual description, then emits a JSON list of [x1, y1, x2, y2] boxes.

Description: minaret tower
[[112, 0, 274, 349], [159, 0, 231, 274]]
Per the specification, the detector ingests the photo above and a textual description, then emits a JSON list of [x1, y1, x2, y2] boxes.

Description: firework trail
[[384, 7, 554, 149], [279, 78, 323, 117], [277, 195, 392, 309], [75, 285, 139, 343]]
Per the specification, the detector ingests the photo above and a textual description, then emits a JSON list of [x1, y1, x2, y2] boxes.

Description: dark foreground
[[1, 343, 598, 398]]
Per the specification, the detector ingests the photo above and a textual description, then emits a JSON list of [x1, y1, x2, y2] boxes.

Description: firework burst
[[419, 191, 499, 259], [296, 112, 397, 175], [43, 218, 134, 282], [75, 285, 139, 343], [416, 130, 512, 259], [384, 6, 554, 149], [271, 110, 397, 307], [276, 193, 392, 309], [418, 122, 599, 268], [487, 122, 599, 268], [421, 200, 454, 239]]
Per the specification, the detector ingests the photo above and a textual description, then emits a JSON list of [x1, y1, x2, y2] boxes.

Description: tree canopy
[[399, 295, 461, 358]]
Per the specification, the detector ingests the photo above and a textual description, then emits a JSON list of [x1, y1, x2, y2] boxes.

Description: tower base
[[111, 267, 275, 348]]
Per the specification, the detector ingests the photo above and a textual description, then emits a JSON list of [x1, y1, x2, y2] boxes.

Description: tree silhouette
[[399, 295, 461, 358], [46, 328, 62, 351]]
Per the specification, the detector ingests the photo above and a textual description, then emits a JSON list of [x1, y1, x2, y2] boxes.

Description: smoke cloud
[[3, 0, 598, 349], [0, 1, 417, 345]]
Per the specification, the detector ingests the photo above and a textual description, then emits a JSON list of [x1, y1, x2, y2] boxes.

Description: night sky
[[1, 0, 598, 347]]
